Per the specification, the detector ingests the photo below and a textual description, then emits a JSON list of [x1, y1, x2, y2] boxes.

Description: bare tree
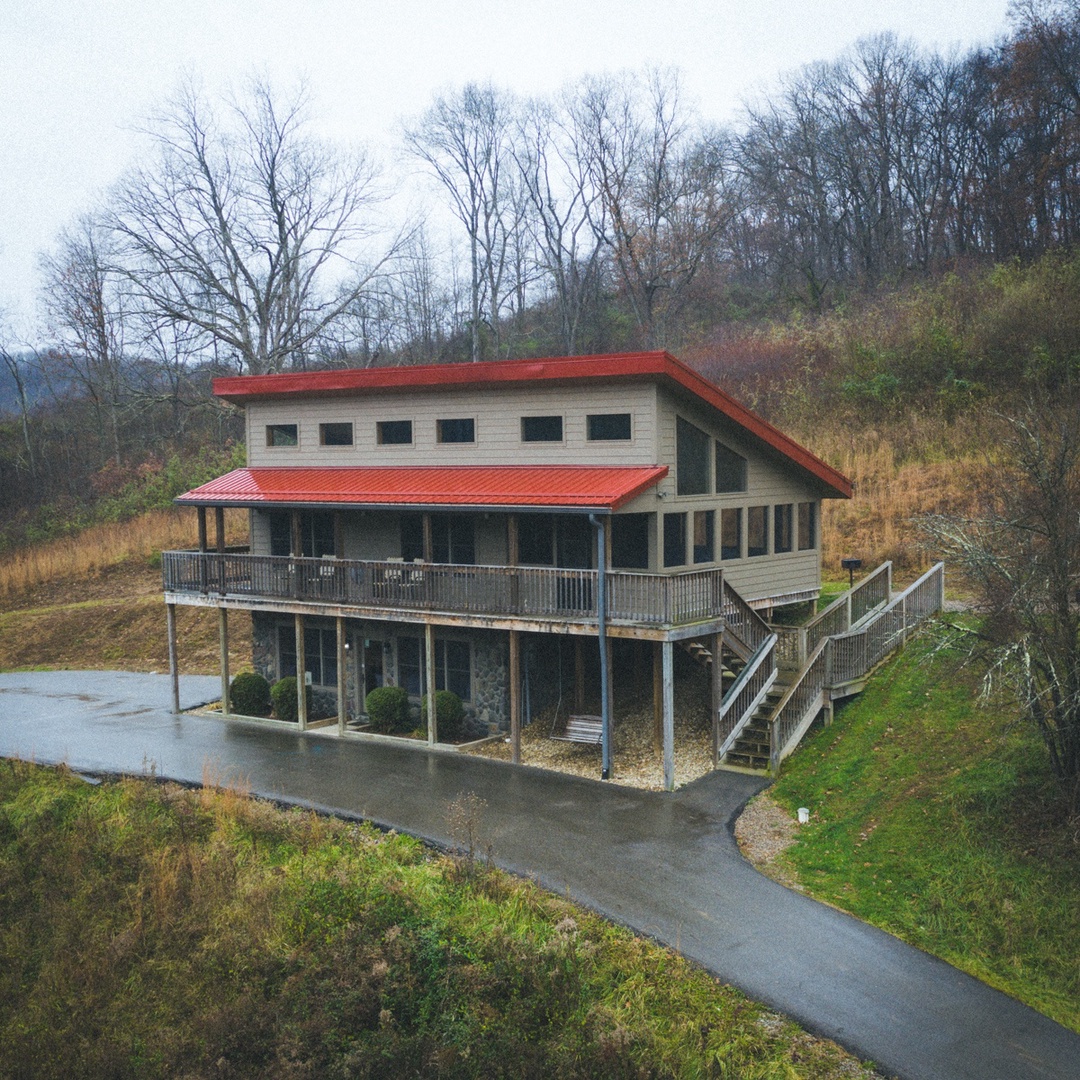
[[0, 317, 36, 477], [515, 92, 607, 354], [404, 83, 526, 361], [39, 217, 130, 466], [924, 406, 1080, 810], [109, 78, 396, 376]]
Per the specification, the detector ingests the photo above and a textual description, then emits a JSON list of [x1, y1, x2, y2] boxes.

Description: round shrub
[[271, 677, 311, 724], [365, 685, 411, 734], [419, 690, 466, 741], [229, 671, 271, 717]]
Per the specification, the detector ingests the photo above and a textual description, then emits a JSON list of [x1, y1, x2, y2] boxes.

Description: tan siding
[[246, 383, 659, 469]]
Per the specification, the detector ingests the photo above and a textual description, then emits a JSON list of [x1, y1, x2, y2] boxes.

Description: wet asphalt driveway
[[1, 670, 1077, 1080]]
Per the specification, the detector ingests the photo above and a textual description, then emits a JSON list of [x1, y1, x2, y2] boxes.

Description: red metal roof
[[176, 465, 669, 512], [212, 352, 853, 499]]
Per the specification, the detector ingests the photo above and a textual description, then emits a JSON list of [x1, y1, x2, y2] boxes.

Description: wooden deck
[[162, 550, 752, 632]]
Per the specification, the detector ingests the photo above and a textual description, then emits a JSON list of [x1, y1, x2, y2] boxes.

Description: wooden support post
[[291, 511, 302, 558], [425, 622, 437, 745], [422, 513, 433, 562], [711, 631, 723, 768], [215, 506, 226, 553], [652, 641, 663, 750], [507, 514, 519, 565], [336, 616, 347, 736], [219, 607, 230, 717], [574, 637, 585, 712], [197, 507, 208, 592], [662, 640, 675, 791], [167, 602, 180, 714], [295, 612, 308, 731], [509, 629, 521, 765]]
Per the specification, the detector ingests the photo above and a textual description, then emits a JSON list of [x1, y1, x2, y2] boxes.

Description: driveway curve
[[1, 670, 1077, 1080]]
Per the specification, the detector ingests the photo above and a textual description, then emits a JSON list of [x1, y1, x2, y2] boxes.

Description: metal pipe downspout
[[589, 513, 611, 780]]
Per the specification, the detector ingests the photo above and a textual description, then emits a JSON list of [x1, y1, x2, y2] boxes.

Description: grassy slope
[[0, 559, 250, 675], [0, 762, 874, 1079], [765, 629, 1080, 1033]]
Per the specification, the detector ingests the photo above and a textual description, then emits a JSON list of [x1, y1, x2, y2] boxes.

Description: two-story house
[[163, 351, 852, 787]]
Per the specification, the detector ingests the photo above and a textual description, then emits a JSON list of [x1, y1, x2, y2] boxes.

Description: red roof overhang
[[212, 352, 853, 499], [176, 465, 669, 513]]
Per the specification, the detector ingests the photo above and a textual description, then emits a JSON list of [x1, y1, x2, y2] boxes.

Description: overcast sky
[[1, 0, 1011, 336]]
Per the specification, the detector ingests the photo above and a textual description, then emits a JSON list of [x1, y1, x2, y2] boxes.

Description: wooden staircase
[[721, 686, 785, 771]]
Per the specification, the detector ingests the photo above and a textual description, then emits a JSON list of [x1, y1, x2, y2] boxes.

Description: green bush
[[420, 690, 466, 741], [365, 685, 410, 734], [230, 671, 271, 716], [271, 677, 310, 724]]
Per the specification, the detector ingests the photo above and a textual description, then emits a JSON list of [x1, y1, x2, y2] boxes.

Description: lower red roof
[[176, 465, 669, 512]]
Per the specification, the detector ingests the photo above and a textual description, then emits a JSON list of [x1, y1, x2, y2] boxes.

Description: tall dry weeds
[[0, 508, 247, 598]]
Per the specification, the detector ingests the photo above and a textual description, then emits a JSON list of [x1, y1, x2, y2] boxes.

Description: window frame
[[798, 501, 817, 550], [266, 423, 298, 448], [319, 421, 354, 447], [377, 419, 413, 446], [676, 416, 711, 496], [520, 414, 564, 443], [436, 417, 476, 444], [586, 412, 632, 441], [774, 503, 793, 554], [720, 507, 742, 561], [715, 443, 748, 493], [747, 505, 769, 557], [663, 512, 687, 568]]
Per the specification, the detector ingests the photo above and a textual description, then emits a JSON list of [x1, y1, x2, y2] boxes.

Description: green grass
[[0, 762, 873, 1079], [768, 628, 1080, 1033]]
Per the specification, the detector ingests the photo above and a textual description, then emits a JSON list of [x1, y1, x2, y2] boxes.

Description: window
[[663, 512, 687, 567], [774, 504, 793, 554], [798, 502, 817, 550], [611, 514, 650, 569], [437, 417, 475, 443], [378, 420, 412, 445], [319, 422, 353, 446], [400, 514, 424, 561], [397, 637, 472, 701], [519, 513, 554, 565], [693, 510, 714, 564], [266, 423, 298, 447], [267, 511, 334, 557], [720, 508, 742, 560], [677, 417, 711, 495], [279, 624, 338, 688], [715, 443, 747, 493], [747, 505, 768, 557], [432, 514, 475, 564], [587, 413, 631, 441], [521, 415, 563, 442]]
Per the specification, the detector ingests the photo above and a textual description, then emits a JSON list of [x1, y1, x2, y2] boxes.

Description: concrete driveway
[[1, 670, 1077, 1080]]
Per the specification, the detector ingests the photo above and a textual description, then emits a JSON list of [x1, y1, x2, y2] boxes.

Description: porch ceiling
[[175, 464, 668, 513]]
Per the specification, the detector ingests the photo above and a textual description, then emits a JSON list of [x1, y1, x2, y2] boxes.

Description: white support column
[[336, 616, 347, 736], [295, 612, 308, 732], [662, 639, 675, 791], [167, 602, 180, 714], [425, 622, 437, 746], [218, 607, 230, 717]]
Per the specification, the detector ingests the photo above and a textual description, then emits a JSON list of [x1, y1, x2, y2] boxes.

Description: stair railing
[[716, 633, 778, 762], [772, 561, 893, 669], [767, 562, 946, 770], [768, 638, 830, 771], [720, 579, 773, 660]]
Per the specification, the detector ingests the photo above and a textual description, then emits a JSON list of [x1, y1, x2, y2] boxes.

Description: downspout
[[589, 513, 611, 780]]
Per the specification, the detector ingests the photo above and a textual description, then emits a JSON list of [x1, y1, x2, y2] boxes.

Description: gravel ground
[[466, 671, 716, 790]]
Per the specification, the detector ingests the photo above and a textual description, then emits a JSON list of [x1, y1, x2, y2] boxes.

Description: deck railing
[[162, 550, 732, 629]]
